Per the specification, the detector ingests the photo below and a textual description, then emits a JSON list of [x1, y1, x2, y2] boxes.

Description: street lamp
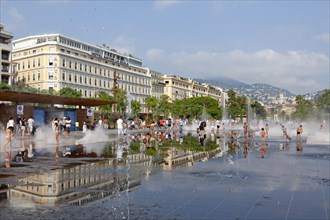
[[113, 69, 120, 120]]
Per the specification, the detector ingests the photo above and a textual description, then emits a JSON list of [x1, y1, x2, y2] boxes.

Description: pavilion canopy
[[0, 90, 114, 107]]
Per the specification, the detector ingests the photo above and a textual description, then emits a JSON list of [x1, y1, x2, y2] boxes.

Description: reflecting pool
[[0, 127, 329, 219]]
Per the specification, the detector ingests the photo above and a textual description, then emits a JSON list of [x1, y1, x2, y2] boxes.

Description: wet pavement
[[0, 127, 329, 220]]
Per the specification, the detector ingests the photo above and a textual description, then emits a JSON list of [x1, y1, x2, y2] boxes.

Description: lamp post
[[113, 69, 119, 120]]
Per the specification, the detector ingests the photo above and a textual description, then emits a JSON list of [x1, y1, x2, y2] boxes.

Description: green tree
[[251, 100, 267, 120], [131, 100, 141, 119], [157, 95, 172, 118], [171, 99, 184, 118], [97, 91, 114, 117], [114, 88, 128, 116], [292, 95, 314, 121], [58, 87, 82, 98], [226, 89, 246, 121], [144, 97, 158, 114], [316, 89, 330, 111], [0, 82, 11, 90]]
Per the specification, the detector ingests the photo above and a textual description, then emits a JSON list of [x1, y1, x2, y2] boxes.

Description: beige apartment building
[[163, 74, 223, 105], [12, 34, 151, 111], [0, 24, 14, 85], [163, 75, 192, 101]]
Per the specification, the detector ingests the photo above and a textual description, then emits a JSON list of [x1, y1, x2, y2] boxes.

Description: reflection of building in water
[[9, 160, 144, 206], [127, 153, 153, 166], [163, 148, 221, 169]]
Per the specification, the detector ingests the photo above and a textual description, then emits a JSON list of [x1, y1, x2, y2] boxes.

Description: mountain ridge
[[194, 76, 295, 96]]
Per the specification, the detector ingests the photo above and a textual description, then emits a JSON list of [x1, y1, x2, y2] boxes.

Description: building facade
[[12, 34, 151, 111], [0, 24, 14, 85], [163, 75, 223, 106], [163, 75, 191, 101], [150, 69, 165, 99]]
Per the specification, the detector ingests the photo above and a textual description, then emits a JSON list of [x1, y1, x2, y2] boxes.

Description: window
[[22, 61, 25, 69], [62, 71, 66, 81], [74, 62, 77, 70], [28, 73, 30, 81], [62, 58, 66, 67], [84, 76, 87, 84], [33, 73, 35, 81], [84, 64, 87, 72], [38, 71, 40, 80], [80, 76, 82, 83], [69, 73, 72, 82], [49, 71, 54, 80], [69, 60, 72, 68], [80, 63, 82, 71], [74, 74, 77, 83], [28, 60, 30, 68], [38, 58, 40, 67], [95, 79, 97, 86], [49, 56, 54, 66], [33, 59, 35, 68], [89, 78, 91, 85]]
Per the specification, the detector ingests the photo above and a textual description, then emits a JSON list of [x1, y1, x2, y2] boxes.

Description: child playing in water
[[265, 123, 269, 137], [260, 128, 266, 142]]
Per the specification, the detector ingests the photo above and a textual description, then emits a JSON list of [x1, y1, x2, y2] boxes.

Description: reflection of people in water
[[5, 146, 12, 168], [3, 128, 12, 150], [296, 142, 303, 152], [260, 143, 266, 158], [56, 143, 59, 162]]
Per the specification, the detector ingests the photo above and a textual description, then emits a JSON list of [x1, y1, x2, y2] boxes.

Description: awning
[[0, 90, 114, 107]]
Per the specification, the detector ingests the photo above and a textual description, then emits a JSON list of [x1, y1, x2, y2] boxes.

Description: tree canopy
[[58, 87, 82, 98]]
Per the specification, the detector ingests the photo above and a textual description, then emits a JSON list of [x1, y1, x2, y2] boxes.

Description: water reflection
[[9, 160, 143, 206], [1, 129, 316, 210]]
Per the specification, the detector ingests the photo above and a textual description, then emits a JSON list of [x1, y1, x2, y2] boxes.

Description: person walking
[[20, 117, 27, 138], [65, 117, 71, 136], [27, 116, 35, 136]]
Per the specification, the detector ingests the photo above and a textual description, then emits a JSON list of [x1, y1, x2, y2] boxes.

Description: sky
[[1, 0, 329, 95]]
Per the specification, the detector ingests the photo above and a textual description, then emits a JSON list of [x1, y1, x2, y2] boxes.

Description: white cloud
[[153, 0, 180, 10], [110, 35, 136, 55], [145, 49, 329, 94], [314, 33, 330, 43]]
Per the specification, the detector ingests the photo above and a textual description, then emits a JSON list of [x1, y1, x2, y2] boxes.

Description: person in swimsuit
[[296, 125, 303, 141], [260, 128, 266, 142]]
